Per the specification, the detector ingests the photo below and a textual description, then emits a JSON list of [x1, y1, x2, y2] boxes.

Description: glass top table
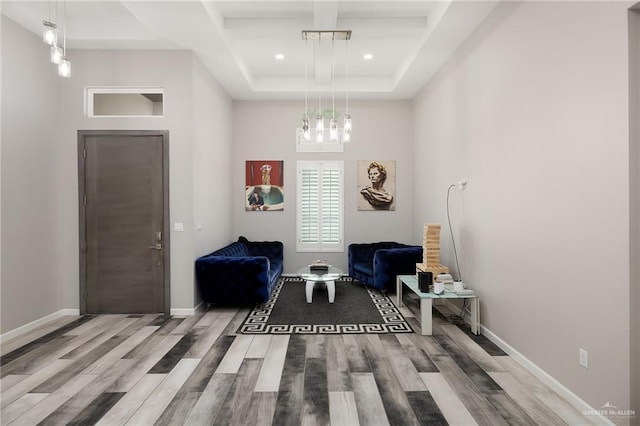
[[297, 266, 343, 303], [396, 274, 480, 335]]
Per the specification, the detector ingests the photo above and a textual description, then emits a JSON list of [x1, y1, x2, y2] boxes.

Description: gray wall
[[1, 16, 65, 333], [630, 6, 640, 423], [63, 49, 233, 312], [1, 5, 3, 330], [232, 100, 415, 273], [0, 19, 233, 330], [191, 55, 234, 304], [413, 0, 634, 412]]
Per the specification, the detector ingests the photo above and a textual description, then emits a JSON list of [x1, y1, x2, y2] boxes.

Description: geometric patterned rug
[[237, 276, 413, 334]]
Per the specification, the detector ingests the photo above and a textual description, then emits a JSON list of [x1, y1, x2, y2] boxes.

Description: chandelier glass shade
[[330, 118, 338, 141], [51, 44, 63, 64], [58, 58, 71, 78], [42, 20, 57, 45], [315, 115, 324, 142], [343, 114, 352, 142]]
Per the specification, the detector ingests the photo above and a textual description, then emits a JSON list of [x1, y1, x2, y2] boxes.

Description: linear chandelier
[[301, 30, 352, 144], [42, 0, 71, 78]]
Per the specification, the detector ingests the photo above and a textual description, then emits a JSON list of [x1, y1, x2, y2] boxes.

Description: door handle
[[148, 243, 163, 250]]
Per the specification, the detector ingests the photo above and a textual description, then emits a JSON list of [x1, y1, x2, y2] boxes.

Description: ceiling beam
[[223, 17, 427, 35], [313, 1, 339, 29]]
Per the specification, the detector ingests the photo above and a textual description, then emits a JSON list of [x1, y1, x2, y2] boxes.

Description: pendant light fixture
[[51, 44, 63, 64], [343, 36, 351, 143], [57, 0, 71, 78], [302, 38, 311, 141], [329, 37, 339, 142], [43, 21, 57, 46], [315, 35, 324, 143], [301, 30, 352, 144], [42, 0, 57, 46]]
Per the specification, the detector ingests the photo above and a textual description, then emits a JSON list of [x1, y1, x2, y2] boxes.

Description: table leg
[[306, 280, 316, 303], [420, 298, 433, 335], [396, 276, 403, 307], [326, 280, 335, 303], [470, 297, 480, 335]]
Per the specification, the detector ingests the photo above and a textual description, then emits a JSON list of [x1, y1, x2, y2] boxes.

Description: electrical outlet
[[579, 348, 588, 368]]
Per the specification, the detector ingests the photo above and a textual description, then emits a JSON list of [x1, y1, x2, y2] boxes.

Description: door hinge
[[83, 148, 86, 159], [83, 195, 87, 206]]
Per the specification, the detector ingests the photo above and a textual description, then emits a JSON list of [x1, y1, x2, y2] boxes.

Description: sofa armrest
[[348, 243, 378, 269], [373, 246, 423, 290], [244, 241, 283, 264], [195, 255, 271, 303]]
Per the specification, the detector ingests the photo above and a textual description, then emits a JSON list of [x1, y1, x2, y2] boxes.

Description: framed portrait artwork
[[357, 160, 396, 211], [245, 160, 284, 211]]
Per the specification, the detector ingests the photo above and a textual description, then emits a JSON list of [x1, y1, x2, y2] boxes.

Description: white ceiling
[[2, 0, 499, 100]]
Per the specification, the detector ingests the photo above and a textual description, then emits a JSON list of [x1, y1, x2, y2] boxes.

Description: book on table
[[309, 260, 329, 273]]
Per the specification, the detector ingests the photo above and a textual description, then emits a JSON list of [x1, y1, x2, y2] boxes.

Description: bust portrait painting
[[357, 160, 396, 211]]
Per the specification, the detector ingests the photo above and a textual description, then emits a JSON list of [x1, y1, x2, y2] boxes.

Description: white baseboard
[[1, 303, 208, 342], [437, 297, 613, 426], [480, 327, 614, 426], [170, 302, 203, 316], [0, 308, 80, 344]]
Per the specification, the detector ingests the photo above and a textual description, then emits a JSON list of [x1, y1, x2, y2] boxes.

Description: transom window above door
[[86, 87, 164, 117]]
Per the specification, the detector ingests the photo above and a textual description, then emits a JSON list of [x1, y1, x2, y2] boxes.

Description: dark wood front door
[[78, 130, 169, 314]]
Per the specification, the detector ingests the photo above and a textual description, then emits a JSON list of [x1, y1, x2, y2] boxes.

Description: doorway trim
[[77, 130, 171, 315]]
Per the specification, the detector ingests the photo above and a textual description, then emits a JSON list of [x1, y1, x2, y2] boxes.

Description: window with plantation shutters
[[297, 161, 344, 252]]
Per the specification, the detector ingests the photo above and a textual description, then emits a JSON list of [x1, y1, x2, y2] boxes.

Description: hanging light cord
[[61, 0, 66, 55], [317, 37, 321, 118], [331, 36, 335, 120], [345, 37, 349, 116], [304, 38, 308, 118], [446, 184, 463, 282]]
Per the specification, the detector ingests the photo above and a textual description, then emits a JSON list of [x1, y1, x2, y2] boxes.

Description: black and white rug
[[238, 277, 413, 334]]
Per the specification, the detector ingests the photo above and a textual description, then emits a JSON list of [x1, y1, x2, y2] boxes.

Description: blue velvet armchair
[[348, 242, 422, 291], [195, 239, 283, 305]]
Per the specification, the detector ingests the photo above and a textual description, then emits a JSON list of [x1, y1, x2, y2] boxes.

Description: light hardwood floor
[[1, 294, 598, 425]]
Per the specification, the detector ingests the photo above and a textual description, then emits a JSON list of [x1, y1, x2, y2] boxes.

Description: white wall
[[63, 50, 233, 312], [1, 34, 233, 331], [413, 1, 633, 411], [191, 55, 234, 303], [1, 16, 65, 333], [63, 50, 198, 311], [1, 3, 4, 333], [232, 100, 415, 273], [629, 6, 640, 421]]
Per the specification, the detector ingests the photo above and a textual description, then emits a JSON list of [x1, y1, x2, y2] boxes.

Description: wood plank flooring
[[1, 295, 598, 425]]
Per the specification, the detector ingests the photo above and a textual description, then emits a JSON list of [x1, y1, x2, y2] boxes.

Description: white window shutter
[[297, 161, 344, 252]]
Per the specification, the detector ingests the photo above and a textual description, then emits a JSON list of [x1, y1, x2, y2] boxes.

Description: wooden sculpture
[[416, 223, 449, 279]]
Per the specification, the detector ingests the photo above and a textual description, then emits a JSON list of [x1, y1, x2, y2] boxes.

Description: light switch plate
[[174, 222, 184, 232]]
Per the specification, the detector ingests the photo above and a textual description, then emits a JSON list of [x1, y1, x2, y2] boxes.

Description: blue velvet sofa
[[195, 238, 283, 305], [348, 242, 422, 292]]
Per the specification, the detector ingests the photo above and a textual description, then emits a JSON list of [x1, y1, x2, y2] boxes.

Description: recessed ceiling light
[[275, 53, 285, 60], [363, 53, 373, 60]]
